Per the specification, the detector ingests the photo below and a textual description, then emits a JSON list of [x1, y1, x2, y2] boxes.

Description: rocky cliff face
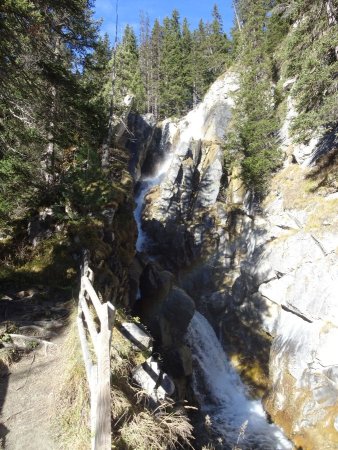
[[117, 71, 338, 448], [233, 164, 338, 449], [141, 72, 239, 271]]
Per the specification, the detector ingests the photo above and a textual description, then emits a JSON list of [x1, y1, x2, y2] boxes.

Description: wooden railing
[[77, 253, 116, 450]]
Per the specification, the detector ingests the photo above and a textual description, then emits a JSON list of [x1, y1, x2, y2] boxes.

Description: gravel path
[[0, 297, 71, 450], [0, 333, 67, 450]]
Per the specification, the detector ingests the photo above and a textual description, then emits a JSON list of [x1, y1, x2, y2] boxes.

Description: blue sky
[[93, 0, 234, 42]]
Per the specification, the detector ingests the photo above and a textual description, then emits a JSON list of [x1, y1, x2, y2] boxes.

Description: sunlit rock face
[[141, 72, 239, 269], [233, 186, 338, 448], [237, 83, 338, 448], [222, 124, 338, 447], [132, 70, 338, 449], [147, 72, 238, 215]]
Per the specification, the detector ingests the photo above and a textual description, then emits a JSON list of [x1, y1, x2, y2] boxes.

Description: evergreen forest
[[1, 0, 337, 228], [0, 1, 337, 449]]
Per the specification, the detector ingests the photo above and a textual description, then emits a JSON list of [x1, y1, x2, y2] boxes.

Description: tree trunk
[[234, 1, 242, 31], [326, 0, 338, 59], [42, 36, 60, 184]]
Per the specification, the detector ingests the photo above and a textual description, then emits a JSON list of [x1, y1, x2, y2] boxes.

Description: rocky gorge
[[113, 71, 338, 449]]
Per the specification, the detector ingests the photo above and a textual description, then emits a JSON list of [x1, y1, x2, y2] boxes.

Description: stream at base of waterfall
[[186, 312, 292, 449]]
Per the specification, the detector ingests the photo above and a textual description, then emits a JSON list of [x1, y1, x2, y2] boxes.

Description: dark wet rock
[[139, 264, 173, 302], [128, 255, 145, 307], [161, 345, 193, 379], [114, 112, 167, 183], [205, 289, 233, 315], [161, 287, 195, 342]]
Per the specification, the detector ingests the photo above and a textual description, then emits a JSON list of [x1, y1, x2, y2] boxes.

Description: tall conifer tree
[[159, 10, 186, 117], [208, 4, 231, 77], [150, 19, 163, 118], [226, 0, 282, 196], [191, 20, 210, 103], [114, 25, 145, 112], [139, 12, 152, 113]]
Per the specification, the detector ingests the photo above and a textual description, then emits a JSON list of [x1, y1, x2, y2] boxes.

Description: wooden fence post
[[94, 302, 115, 449], [78, 251, 116, 450], [91, 364, 98, 450]]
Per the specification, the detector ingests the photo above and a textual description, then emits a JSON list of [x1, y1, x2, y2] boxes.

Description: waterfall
[[134, 154, 173, 252], [186, 312, 292, 449], [133, 128, 292, 449]]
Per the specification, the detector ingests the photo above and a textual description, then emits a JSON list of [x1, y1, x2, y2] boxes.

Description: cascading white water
[[134, 155, 173, 252], [186, 312, 292, 449]]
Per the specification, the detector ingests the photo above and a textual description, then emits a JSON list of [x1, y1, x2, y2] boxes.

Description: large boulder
[[139, 264, 173, 302], [157, 287, 195, 400], [136, 263, 174, 326], [161, 287, 196, 344]]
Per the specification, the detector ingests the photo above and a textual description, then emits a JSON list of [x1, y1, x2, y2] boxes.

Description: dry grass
[[56, 311, 90, 450], [307, 147, 338, 193], [119, 407, 194, 450], [56, 309, 194, 450], [264, 164, 318, 211], [111, 377, 194, 447], [306, 197, 338, 231], [110, 312, 194, 449]]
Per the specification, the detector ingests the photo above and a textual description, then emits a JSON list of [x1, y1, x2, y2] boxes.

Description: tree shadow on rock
[[305, 141, 338, 194]]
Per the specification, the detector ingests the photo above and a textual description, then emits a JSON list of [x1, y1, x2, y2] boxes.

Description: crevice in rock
[[281, 304, 313, 323]]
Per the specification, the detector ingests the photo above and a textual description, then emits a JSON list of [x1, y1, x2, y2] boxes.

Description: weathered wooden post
[[94, 302, 115, 449], [78, 249, 116, 449]]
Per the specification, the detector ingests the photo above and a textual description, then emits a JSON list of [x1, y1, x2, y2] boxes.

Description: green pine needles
[[278, 0, 338, 141], [226, 0, 284, 196]]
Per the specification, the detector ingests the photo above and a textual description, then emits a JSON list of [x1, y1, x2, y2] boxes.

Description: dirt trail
[[0, 296, 71, 450]]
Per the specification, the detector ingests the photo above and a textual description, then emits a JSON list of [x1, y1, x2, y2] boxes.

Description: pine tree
[[159, 10, 186, 117], [0, 0, 98, 223], [139, 12, 152, 113], [208, 4, 231, 77], [114, 25, 145, 112], [82, 34, 112, 143], [190, 6, 231, 104], [181, 18, 194, 111], [225, 0, 282, 196], [277, 0, 338, 140], [192, 20, 211, 103], [150, 19, 163, 118]]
